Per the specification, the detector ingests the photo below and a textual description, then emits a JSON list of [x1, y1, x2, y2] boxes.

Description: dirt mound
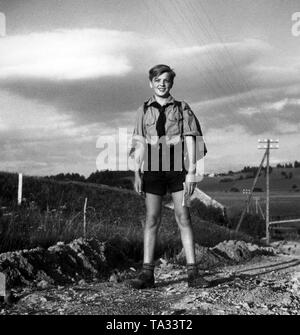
[[176, 240, 275, 268], [0, 238, 132, 289], [0, 238, 275, 290]]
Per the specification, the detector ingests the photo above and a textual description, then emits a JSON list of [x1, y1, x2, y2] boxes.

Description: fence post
[[18, 173, 23, 205], [83, 197, 87, 238], [0, 272, 5, 299]]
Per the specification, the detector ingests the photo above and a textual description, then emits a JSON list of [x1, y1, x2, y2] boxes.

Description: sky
[[0, 0, 300, 176]]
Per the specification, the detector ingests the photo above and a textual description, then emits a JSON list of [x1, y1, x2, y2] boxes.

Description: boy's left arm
[[182, 102, 207, 194], [185, 135, 197, 196]]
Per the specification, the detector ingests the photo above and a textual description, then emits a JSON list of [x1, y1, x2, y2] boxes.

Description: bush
[[219, 178, 234, 183], [191, 199, 227, 226], [253, 187, 263, 192], [86, 170, 134, 190], [230, 187, 239, 192], [228, 213, 265, 239], [118, 179, 134, 190]]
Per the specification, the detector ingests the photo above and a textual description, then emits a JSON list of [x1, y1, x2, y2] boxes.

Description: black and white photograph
[[0, 0, 300, 321]]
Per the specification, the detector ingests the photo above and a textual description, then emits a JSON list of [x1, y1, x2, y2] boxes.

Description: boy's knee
[[145, 213, 161, 229]]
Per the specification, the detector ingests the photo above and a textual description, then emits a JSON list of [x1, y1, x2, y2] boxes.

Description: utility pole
[[258, 139, 279, 244], [235, 150, 267, 233]]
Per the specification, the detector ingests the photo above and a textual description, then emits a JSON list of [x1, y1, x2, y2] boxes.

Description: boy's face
[[150, 72, 173, 98]]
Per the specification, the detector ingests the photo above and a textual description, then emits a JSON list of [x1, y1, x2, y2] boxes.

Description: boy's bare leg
[[171, 190, 195, 264], [128, 192, 162, 289], [143, 193, 163, 264], [172, 190, 211, 288]]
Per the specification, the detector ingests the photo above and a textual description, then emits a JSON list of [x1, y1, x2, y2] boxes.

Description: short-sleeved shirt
[[130, 95, 207, 178], [132, 95, 204, 143]]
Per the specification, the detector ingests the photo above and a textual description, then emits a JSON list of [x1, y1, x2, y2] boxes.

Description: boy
[[129, 64, 209, 289]]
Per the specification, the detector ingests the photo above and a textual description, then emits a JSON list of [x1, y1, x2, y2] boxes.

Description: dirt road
[[1, 242, 300, 315]]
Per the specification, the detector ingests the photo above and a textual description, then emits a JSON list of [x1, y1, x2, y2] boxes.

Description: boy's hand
[[134, 173, 143, 195], [185, 172, 197, 196], [185, 181, 196, 196]]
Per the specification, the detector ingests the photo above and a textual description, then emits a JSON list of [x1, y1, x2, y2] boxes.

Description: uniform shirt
[[130, 95, 207, 180], [132, 95, 203, 144]]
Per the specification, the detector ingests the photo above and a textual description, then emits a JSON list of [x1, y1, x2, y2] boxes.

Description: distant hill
[[44, 170, 134, 190], [43, 166, 300, 194], [199, 167, 300, 193]]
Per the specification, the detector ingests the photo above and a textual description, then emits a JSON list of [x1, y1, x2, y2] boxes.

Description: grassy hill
[[198, 167, 300, 220], [0, 171, 251, 257], [199, 167, 300, 193]]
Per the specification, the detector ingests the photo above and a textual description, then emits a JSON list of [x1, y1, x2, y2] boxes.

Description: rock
[[176, 240, 275, 269], [176, 244, 224, 268], [0, 238, 109, 289], [20, 293, 47, 305], [240, 302, 250, 309], [109, 272, 120, 283], [37, 280, 50, 289], [213, 240, 252, 262]]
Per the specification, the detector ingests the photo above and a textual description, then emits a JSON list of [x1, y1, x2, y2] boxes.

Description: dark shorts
[[142, 170, 187, 196]]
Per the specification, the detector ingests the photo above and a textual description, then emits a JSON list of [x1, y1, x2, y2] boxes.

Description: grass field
[[204, 191, 300, 220], [197, 167, 300, 220], [0, 172, 251, 256], [1, 166, 299, 255]]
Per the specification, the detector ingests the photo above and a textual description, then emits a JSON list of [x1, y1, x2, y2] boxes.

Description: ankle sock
[[187, 263, 198, 276], [142, 263, 155, 277]]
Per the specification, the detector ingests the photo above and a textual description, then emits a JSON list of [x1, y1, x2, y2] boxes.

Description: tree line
[[276, 160, 300, 168], [45, 170, 134, 190]]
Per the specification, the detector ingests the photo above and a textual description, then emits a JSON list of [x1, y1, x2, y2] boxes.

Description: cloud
[[0, 33, 277, 127], [0, 90, 109, 176], [2, 29, 300, 175], [0, 29, 145, 80], [0, 89, 138, 176], [263, 98, 300, 111]]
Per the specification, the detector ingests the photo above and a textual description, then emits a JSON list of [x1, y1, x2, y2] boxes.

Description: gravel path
[[1, 242, 300, 315]]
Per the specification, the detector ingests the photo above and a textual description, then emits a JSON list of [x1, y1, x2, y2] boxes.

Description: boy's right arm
[[130, 106, 146, 194]]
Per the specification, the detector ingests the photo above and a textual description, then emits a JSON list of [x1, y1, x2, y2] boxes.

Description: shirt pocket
[[167, 111, 182, 136], [144, 113, 157, 137]]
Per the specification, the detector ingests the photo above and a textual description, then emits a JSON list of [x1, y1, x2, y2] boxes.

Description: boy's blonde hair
[[149, 64, 176, 84]]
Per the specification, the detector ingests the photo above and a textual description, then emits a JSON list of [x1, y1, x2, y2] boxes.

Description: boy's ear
[[149, 80, 153, 89]]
